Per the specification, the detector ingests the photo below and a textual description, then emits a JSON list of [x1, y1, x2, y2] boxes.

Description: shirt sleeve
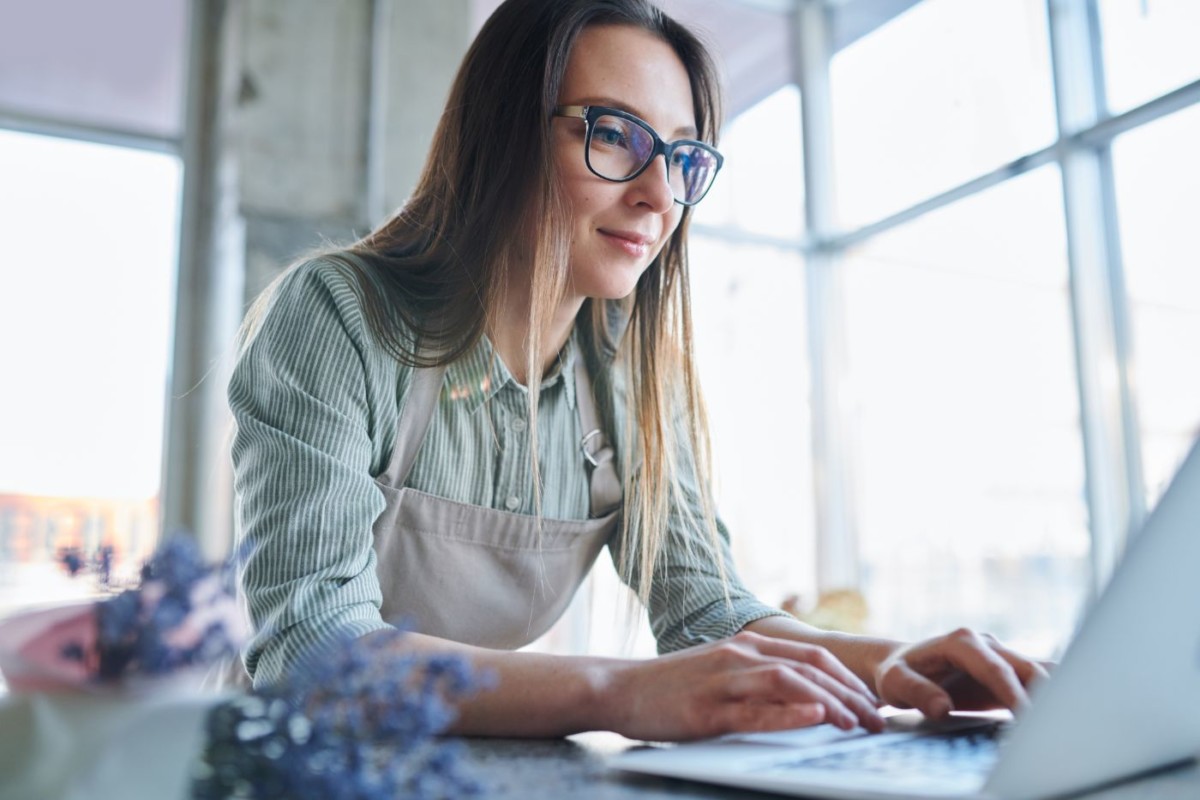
[[612, 495, 792, 655], [229, 260, 398, 686]]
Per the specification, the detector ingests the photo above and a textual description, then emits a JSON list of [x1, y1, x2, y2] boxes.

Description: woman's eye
[[593, 125, 629, 148]]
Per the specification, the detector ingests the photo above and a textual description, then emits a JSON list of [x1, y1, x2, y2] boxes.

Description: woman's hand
[[603, 631, 886, 742], [874, 628, 1051, 719]]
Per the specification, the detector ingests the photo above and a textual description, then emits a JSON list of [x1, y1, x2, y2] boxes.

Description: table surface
[[462, 732, 1200, 799], [2, 689, 1198, 799]]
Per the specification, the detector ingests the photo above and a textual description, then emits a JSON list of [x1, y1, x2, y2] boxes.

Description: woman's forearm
[[362, 628, 627, 737], [362, 625, 889, 740]]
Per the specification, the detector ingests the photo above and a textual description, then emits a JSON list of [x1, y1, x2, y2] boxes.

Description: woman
[[230, 0, 1047, 740]]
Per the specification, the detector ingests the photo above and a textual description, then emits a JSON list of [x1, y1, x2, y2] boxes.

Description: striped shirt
[[229, 258, 786, 685]]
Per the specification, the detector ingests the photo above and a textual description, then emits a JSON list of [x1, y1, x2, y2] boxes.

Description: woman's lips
[[598, 228, 653, 258]]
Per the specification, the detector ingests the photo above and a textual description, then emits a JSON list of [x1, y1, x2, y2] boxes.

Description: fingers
[[986, 635, 1052, 688], [880, 629, 1046, 718], [753, 633, 888, 729], [722, 662, 883, 732], [641, 628, 1050, 741], [715, 701, 826, 736], [878, 660, 955, 718], [749, 634, 878, 701], [942, 630, 1032, 712], [790, 662, 886, 731]]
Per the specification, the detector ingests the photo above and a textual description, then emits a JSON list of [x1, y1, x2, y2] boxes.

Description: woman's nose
[[625, 154, 676, 213]]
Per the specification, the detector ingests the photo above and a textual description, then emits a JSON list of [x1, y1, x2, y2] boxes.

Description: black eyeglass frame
[[552, 104, 725, 206]]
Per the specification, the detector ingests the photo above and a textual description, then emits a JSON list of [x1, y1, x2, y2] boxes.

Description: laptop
[[612, 438, 1200, 799]]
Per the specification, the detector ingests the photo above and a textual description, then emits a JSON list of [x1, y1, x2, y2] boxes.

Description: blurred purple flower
[[58, 535, 249, 683], [141, 537, 207, 587], [192, 629, 494, 800]]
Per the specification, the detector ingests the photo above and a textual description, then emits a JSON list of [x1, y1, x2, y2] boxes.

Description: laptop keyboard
[[768, 723, 1003, 782]]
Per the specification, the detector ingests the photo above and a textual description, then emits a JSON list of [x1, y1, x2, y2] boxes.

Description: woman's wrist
[[810, 631, 903, 695], [741, 616, 903, 695], [582, 656, 636, 735], [392, 633, 635, 738]]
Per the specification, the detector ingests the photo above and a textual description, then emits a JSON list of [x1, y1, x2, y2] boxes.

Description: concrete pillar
[[237, 0, 472, 298], [371, 1, 474, 221], [161, 0, 472, 555]]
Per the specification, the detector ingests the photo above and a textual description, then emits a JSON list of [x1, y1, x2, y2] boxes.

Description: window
[[695, 84, 805, 240], [841, 167, 1087, 656], [1097, 0, 1200, 115], [691, 85, 814, 612], [831, 0, 1056, 228], [1111, 104, 1200, 504], [0, 130, 181, 613], [691, 237, 813, 610], [0, 0, 187, 628]]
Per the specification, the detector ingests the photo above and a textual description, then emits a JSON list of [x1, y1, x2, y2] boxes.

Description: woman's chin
[[578, 268, 649, 302]]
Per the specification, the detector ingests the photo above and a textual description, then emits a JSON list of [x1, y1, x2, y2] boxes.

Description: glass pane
[[1098, 0, 1200, 116], [1111, 103, 1200, 504], [689, 236, 814, 610], [831, 0, 1056, 229], [842, 166, 1087, 658], [693, 84, 805, 240], [0, 130, 180, 614]]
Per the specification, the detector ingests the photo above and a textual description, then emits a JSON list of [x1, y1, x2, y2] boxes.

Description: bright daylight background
[[0, 132, 179, 610], [1, 0, 1198, 667]]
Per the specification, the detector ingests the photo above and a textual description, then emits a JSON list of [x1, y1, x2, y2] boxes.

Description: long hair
[[249, 0, 727, 612]]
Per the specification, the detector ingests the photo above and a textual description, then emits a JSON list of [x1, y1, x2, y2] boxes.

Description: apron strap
[[574, 356, 623, 518], [381, 362, 448, 489]]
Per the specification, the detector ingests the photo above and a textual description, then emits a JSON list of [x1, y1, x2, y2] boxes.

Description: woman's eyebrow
[[572, 96, 699, 139]]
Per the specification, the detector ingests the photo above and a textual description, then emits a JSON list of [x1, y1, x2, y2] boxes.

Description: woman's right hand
[[601, 631, 886, 742]]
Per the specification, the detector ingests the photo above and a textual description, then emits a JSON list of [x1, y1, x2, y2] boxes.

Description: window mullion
[[1046, 0, 1144, 596], [795, 0, 858, 592]]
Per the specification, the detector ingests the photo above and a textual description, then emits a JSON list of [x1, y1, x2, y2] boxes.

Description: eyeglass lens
[[588, 113, 718, 204]]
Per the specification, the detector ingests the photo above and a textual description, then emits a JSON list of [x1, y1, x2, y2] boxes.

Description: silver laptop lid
[[986, 438, 1200, 798]]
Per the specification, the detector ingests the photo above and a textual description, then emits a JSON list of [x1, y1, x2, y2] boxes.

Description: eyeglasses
[[552, 105, 724, 206]]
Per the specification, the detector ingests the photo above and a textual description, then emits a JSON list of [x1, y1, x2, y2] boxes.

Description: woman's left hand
[[874, 628, 1051, 719]]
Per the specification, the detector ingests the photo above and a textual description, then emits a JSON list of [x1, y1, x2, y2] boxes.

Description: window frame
[[694, 0, 1200, 606]]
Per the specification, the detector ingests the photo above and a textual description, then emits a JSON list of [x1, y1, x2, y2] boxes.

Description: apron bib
[[371, 357, 622, 649]]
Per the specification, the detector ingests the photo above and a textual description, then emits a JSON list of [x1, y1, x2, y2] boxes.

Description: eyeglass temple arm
[[553, 105, 588, 120]]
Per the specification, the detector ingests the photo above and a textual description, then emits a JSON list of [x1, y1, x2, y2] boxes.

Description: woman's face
[[553, 24, 696, 302]]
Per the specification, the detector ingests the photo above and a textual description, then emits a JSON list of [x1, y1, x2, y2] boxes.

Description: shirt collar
[[443, 338, 506, 414], [554, 331, 579, 411], [442, 332, 579, 414]]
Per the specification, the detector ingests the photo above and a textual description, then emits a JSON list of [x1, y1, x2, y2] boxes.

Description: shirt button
[[511, 418, 527, 433], [504, 496, 520, 511]]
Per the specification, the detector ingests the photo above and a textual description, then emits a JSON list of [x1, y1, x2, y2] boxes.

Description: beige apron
[[370, 357, 622, 649]]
